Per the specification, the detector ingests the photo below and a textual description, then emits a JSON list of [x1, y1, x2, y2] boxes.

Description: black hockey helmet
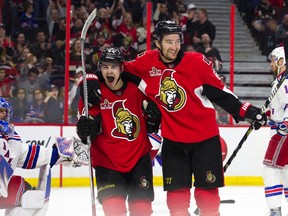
[[153, 20, 183, 43], [99, 47, 125, 64]]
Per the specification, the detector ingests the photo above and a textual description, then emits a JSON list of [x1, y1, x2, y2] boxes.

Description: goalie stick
[[80, 8, 97, 216], [194, 35, 288, 216]]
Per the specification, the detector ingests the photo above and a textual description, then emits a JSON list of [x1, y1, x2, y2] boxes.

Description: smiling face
[[100, 61, 123, 90], [156, 33, 181, 63]]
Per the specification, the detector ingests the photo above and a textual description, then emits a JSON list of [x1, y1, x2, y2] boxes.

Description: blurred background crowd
[[0, 0, 287, 124]]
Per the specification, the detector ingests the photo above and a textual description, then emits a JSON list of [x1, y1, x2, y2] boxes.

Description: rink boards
[[13, 125, 270, 187]]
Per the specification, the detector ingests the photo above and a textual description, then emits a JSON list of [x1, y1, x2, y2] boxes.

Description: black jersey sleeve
[[202, 84, 243, 122]]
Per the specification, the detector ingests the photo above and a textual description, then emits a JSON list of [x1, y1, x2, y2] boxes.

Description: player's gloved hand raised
[[76, 115, 102, 144], [79, 74, 101, 106], [277, 120, 288, 136], [245, 105, 267, 130], [143, 100, 161, 134]]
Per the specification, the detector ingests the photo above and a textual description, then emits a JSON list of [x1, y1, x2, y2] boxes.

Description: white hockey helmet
[[268, 46, 286, 66]]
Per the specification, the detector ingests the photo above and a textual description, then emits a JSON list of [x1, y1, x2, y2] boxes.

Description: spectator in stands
[[196, 33, 223, 72], [89, 31, 111, 71], [0, 65, 15, 100], [185, 44, 196, 52], [251, 0, 276, 47], [17, 67, 41, 103], [13, 32, 27, 62], [70, 39, 84, 74], [46, 6, 61, 39], [33, 0, 49, 28], [19, 2, 38, 43], [136, 16, 155, 53], [51, 17, 66, 66], [25, 88, 46, 123], [183, 3, 197, 46], [94, 4, 115, 42], [153, 2, 170, 23], [275, 14, 288, 47], [189, 8, 216, 49], [9, 88, 29, 123], [43, 84, 63, 123], [113, 7, 138, 50], [70, 17, 84, 43], [262, 18, 277, 56], [0, 23, 15, 49], [29, 30, 52, 64]]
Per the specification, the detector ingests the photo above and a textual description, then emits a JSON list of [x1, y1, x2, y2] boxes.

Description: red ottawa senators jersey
[[124, 50, 240, 143], [78, 82, 152, 173]]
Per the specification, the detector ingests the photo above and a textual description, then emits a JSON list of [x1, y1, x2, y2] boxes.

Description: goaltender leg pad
[[55, 137, 89, 167], [0, 176, 25, 208], [0, 155, 13, 198]]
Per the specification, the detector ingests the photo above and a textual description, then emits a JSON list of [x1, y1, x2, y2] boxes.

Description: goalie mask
[[0, 97, 14, 135], [153, 20, 184, 43]]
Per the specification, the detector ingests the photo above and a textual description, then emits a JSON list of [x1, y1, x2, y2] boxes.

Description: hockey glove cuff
[[79, 74, 102, 106]]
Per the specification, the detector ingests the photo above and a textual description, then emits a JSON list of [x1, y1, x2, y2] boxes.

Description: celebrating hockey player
[[79, 20, 267, 215], [0, 97, 89, 216], [76, 47, 157, 216], [263, 46, 288, 216]]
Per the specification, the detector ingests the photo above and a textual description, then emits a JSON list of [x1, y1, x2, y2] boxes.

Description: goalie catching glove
[[79, 73, 102, 106], [76, 114, 102, 143], [55, 137, 89, 167], [143, 100, 162, 134], [240, 102, 267, 130]]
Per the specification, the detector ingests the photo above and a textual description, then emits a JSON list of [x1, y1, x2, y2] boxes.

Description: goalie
[[0, 97, 89, 216]]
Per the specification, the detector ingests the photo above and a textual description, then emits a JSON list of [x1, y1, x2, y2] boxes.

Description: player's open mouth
[[107, 76, 114, 83]]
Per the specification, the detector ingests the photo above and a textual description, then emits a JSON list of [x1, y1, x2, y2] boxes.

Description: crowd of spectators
[[235, 0, 288, 57], [0, 0, 225, 124]]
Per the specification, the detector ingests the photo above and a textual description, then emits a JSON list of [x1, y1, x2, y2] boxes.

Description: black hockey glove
[[79, 74, 102, 106], [245, 105, 267, 130], [143, 100, 161, 134], [76, 115, 102, 144]]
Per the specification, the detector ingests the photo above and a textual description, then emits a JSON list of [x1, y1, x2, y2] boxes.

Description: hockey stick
[[193, 200, 235, 215], [194, 36, 288, 215], [80, 8, 97, 216]]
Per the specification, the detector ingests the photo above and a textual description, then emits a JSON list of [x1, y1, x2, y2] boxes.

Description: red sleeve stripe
[[23, 145, 40, 169], [239, 102, 252, 118]]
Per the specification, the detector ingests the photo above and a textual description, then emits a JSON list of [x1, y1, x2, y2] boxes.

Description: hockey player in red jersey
[[79, 21, 267, 215], [263, 46, 288, 216], [121, 20, 267, 216], [76, 47, 155, 216]]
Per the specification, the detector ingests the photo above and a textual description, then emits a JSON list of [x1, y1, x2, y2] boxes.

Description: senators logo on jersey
[[155, 69, 186, 111], [111, 100, 140, 141]]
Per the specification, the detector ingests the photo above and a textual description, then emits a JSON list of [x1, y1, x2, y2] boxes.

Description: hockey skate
[[267, 207, 281, 216]]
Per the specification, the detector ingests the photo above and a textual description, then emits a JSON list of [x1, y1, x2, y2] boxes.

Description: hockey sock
[[194, 187, 220, 216], [102, 195, 127, 216], [129, 199, 152, 216], [167, 188, 190, 216]]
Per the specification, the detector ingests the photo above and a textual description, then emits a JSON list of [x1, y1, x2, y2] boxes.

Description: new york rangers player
[[0, 97, 88, 216], [263, 46, 288, 216]]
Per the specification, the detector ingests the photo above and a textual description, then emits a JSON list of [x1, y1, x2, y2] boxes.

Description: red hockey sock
[[102, 196, 127, 216], [129, 199, 152, 216], [167, 188, 191, 216], [194, 188, 220, 216]]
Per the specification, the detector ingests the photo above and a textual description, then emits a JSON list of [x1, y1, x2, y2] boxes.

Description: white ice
[[1, 186, 287, 216]]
